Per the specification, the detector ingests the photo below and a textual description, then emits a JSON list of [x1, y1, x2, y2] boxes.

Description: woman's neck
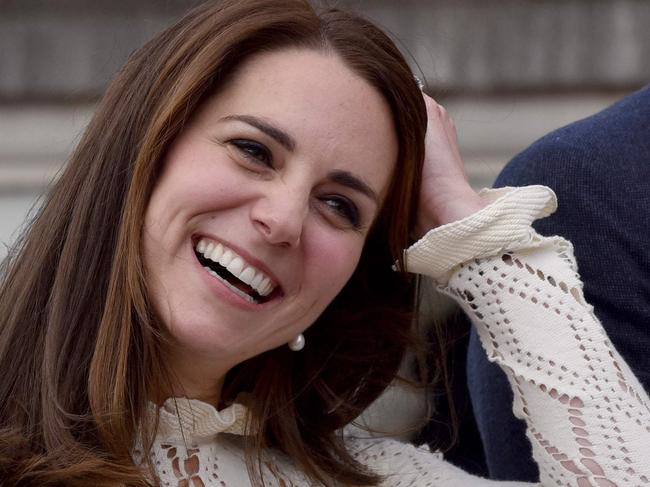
[[154, 349, 228, 407]]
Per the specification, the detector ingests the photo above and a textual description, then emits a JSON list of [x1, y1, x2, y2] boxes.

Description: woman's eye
[[321, 196, 361, 229], [228, 139, 272, 166]]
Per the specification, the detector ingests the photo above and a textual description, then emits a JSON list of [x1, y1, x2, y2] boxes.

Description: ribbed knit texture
[[141, 185, 650, 486], [154, 397, 249, 441], [404, 185, 556, 282]]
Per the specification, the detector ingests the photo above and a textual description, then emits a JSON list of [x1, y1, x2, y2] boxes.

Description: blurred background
[[1, 0, 649, 260]]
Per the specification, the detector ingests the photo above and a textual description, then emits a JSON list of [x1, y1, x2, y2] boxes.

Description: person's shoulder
[[496, 85, 650, 189]]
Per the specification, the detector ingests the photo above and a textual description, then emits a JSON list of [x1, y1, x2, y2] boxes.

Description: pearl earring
[[288, 334, 305, 351]]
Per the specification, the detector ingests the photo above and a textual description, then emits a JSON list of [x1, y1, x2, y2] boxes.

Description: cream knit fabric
[[143, 185, 650, 486]]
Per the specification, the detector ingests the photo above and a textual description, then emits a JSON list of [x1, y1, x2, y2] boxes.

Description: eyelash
[[227, 138, 362, 229], [319, 196, 361, 229], [228, 139, 272, 166]]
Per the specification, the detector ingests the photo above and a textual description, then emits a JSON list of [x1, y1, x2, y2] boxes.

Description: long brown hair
[[0, 1, 427, 485]]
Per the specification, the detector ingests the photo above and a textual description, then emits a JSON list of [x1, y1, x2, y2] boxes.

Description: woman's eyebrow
[[328, 170, 378, 203], [220, 114, 296, 151], [220, 114, 378, 203]]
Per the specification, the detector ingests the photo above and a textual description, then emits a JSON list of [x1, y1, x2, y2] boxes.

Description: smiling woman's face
[[143, 48, 398, 384]]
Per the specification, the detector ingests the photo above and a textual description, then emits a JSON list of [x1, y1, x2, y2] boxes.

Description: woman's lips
[[194, 236, 277, 297], [190, 236, 284, 310]]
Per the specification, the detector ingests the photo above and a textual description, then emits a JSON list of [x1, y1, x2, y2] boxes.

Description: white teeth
[[250, 273, 264, 289], [239, 267, 255, 285], [203, 266, 256, 303], [220, 249, 234, 267], [195, 238, 277, 298], [227, 257, 244, 276], [258, 277, 272, 297], [210, 243, 224, 262]]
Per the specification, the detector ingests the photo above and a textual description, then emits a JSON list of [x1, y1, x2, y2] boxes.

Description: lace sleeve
[[405, 185, 650, 487], [346, 436, 532, 486]]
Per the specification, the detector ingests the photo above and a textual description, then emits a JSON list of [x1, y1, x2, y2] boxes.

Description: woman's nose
[[251, 186, 309, 248]]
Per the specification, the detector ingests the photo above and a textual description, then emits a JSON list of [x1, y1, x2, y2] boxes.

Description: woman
[[0, 1, 647, 486]]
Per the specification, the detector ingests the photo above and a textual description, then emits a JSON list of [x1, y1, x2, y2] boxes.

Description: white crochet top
[[141, 186, 650, 486]]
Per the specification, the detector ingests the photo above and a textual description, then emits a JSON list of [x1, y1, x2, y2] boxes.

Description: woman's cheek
[[309, 234, 364, 299]]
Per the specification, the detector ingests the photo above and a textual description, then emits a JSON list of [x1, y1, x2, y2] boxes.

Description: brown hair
[[0, 1, 428, 485]]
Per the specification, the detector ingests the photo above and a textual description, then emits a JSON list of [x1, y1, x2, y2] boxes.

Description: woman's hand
[[416, 95, 485, 237]]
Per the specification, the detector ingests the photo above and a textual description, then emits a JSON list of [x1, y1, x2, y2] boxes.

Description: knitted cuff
[[404, 185, 557, 283]]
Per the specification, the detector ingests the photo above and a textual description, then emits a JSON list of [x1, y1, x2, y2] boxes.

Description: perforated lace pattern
[[444, 240, 650, 487], [141, 186, 650, 486]]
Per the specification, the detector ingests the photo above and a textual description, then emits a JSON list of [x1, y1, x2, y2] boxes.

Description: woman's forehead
[[191, 48, 399, 197]]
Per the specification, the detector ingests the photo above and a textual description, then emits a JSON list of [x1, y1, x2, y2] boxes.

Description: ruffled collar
[[151, 396, 251, 442]]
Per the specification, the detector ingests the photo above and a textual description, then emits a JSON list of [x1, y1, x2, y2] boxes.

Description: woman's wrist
[[416, 189, 485, 237], [437, 191, 486, 225]]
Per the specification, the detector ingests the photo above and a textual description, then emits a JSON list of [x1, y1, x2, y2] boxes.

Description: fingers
[[424, 94, 457, 143], [439, 105, 458, 144], [423, 95, 460, 157], [417, 93, 479, 230], [423, 94, 464, 173]]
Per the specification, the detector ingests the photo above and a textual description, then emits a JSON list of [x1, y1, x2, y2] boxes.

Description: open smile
[[193, 236, 282, 305]]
